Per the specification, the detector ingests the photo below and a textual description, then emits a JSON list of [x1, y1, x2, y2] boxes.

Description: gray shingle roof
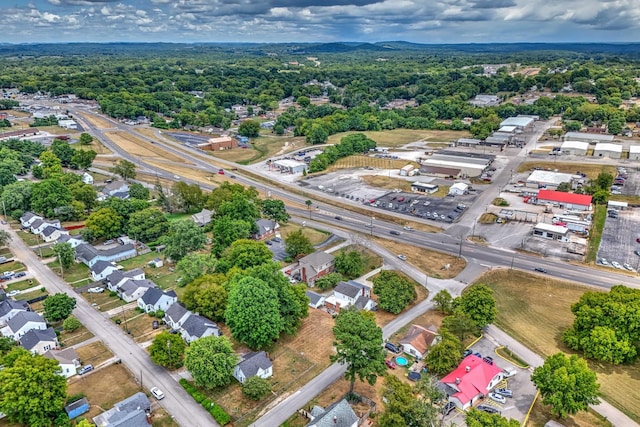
[[237, 351, 272, 378], [8, 311, 46, 332], [76, 243, 99, 263], [299, 251, 334, 273], [165, 303, 189, 325], [20, 212, 39, 223], [30, 218, 44, 229], [119, 279, 156, 297], [93, 392, 150, 427], [307, 399, 358, 427], [139, 288, 166, 305], [181, 313, 219, 339], [91, 260, 115, 275], [19, 327, 57, 351], [305, 290, 324, 306], [354, 295, 375, 311], [334, 282, 361, 299], [0, 298, 28, 318], [255, 219, 277, 236]]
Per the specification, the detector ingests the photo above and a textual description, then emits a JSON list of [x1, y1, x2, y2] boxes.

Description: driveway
[[1, 222, 216, 427]]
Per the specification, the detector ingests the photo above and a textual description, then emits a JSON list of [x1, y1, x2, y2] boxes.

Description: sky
[[2, 0, 640, 44]]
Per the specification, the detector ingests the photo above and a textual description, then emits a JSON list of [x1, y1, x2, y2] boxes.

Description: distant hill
[[291, 42, 392, 54]]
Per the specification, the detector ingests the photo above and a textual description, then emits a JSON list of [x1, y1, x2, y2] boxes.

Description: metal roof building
[[594, 143, 622, 159], [563, 132, 614, 143], [560, 140, 589, 156]]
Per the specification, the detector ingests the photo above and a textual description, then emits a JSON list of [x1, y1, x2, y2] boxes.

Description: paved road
[[1, 223, 217, 427], [485, 326, 638, 427]]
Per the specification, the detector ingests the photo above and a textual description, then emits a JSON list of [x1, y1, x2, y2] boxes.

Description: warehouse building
[[593, 143, 622, 159], [448, 182, 469, 196], [399, 164, 416, 176], [484, 135, 509, 147], [499, 116, 536, 131], [419, 165, 461, 178], [629, 145, 640, 160], [456, 138, 481, 147], [537, 190, 592, 211], [563, 132, 614, 144], [560, 140, 589, 156], [272, 159, 308, 174], [526, 170, 578, 190]]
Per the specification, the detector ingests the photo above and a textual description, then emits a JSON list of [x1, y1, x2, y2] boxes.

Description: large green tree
[[79, 132, 94, 145], [129, 183, 150, 200], [183, 274, 229, 322], [184, 336, 239, 389], [284, 229, 314, 259], [30, 179, 72, 217], [261, 199, 290, 223], [433, 289, 454, 314], [238, 120, 260, 137], [86, 207, 124, 239], [43, 293, 76, 322], [425, 329, 463, 375], [454, 284, 496, 328], [372, 270, 416, 314], [52, 242, 75, 270], [242, 376, 272, 401], [149, 332, 187, 369], [51, 140, 74, 167], [380, 375, 445, 427], [161, 219, 207, 261], [465, 408, 520, 427], [171, 181, 204, 213], [334, 250, 364, 279], [175, 253, 217, 287], [126, 208, 170, 242], [217, 239, 273, 273], [0, 348, 67, 427], [111, 159, 136, 181], [441, 312, 480, 341], [225, 276, 283, 349], [331, 308, 386, 393], [211, 217, 251, 257], [531, 353, 600, 418], [70, 149, 96, 170]]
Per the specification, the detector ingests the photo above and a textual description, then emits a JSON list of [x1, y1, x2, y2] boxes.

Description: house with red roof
[[536, 189, 592, 211], [440, 355, 504, 410]]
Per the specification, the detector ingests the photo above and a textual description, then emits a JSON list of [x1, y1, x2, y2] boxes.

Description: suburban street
[[0, 222, 218, 427]]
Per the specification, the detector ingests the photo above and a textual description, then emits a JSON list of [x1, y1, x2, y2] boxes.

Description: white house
[[398, 324, 439, 360], [56, 234, 85, 248], [19, 212, 43, 229], [18, 327, 58, 354], [164, 303, 190, 330], [118, 279, 157, 303], [440, 355, 504, 410], [81, 172, 94, 185], [75, 243, 137, 268], [137, 288, 177, 313], [30, 219, 61, 235], [233, 351, 273, 384], [0, 297, 29, 325], [90, 260, 119, 282], [44, 348, 80, 378], [98, 181, 130, 201], [306, 399, 358, 427], [324, 281, 376, 312], [448, 182, 469, 196], [180, 313, 221, 343], [105, 269, 146, 291], [40, 226, 69, 243], [2, 311, 47, 340], [305, 290, 325, 309]]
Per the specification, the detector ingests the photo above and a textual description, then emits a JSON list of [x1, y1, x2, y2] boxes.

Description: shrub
[[155, 310, 165, 318], [62, 316, 82, 332], [242, 376, 271, 400], [178, 378, 231, 425], [109, 291, 117, 297]]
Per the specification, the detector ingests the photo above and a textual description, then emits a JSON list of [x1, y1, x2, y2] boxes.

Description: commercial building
[[536, 189, 592, 211], [456, 138, 481, 147], [533, 223, 569, 242], [469, 94, 500, 107], [422, 152, 491, 178], [499, 116, 536, 131], [448, 182, 469, 196], [525, 170, 577, 190], [593, 143, 622, 159], [629, 145, 640, 160], [272, 159, 308, 174], [418, 165, 461, 178], [399, 164, 416, 176], [199, 136, 237, 151], [560, 140, 589, 156], [410, 182, 439, 194], [563, 132, 614, 143]]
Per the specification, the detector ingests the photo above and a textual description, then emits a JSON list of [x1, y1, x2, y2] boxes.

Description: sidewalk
[[485, 325, 638, 427]]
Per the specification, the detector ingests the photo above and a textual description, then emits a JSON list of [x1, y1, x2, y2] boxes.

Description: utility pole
[[58, 253, 64, 279], [370, 217, 374, 236], [458, 235, 463, 259]]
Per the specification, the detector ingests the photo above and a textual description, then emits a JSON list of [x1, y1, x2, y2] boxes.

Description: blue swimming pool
[[395, 356, 408, 366]]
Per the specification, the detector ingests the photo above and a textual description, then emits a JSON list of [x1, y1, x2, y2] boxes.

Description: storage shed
[[448, 182, 469, 196], [65, 398, 90, 420]]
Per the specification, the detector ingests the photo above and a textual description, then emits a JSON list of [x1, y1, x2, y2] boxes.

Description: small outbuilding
[[629, 145, 640, 160], [448, 182, 469, 196]]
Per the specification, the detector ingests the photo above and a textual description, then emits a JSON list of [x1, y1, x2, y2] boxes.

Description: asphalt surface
[[0, 222, 217, 427]]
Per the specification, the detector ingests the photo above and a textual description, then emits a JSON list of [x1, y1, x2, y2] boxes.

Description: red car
[[218, 169, 225, 175], [385, 360, 396, 369]]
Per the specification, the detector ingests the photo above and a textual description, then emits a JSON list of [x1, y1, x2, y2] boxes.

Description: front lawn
[[59, 325, 95, 348], [6, 278, 39, 291], [46, 260, 89, 283]]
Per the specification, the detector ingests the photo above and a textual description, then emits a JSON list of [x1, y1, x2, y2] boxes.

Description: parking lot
[[443, 336, 537, 424], [597, 208, 640, 272], [369, 191, 477, 224]]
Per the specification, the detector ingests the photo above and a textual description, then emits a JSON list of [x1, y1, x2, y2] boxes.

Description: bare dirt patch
[[527, 397, 611, 427], [321, 155, 420, 173], [67, 364, 142, 420], [479, 269, 640, 423], [78, 112, 115, 130], [104, 131, 186, 163], [76, 341, 114, 366], [372, 237, 465, 279], [360, 175, 412, 192]]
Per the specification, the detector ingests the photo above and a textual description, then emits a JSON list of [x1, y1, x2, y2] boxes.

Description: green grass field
[[327, 129, 472, 147]]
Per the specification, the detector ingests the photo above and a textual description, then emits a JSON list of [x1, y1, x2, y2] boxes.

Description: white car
[[87, 287, 104, 293], [624, 263, 635, 272], [150, 387, 165, 400], [397, 255, 407, 261], [6, 290, 20, 297], [403, 226, 413, 231], [611, 261, 623, 269], [488, 392, 506, 404], [600, 258, 609, 266], [502, 367, 517, 378]]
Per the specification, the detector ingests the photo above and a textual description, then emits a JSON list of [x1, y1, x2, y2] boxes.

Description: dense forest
[[2, 42, 640, 141]]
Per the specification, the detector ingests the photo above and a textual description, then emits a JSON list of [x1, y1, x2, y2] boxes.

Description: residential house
[[306, 399, 358, 427], [440, 355, 504, 410], [180, 313, 221, 343], [98, 181, 130, 201], [164, 303, 190, 331], [118, 279, 157, 303], [399, 324, 439, 360], [137, 288, 177, 313], [56, 234, 85, 248], [20, 212, 43, 229], [90, 260, 119, 282], [76, 243, 137, 267], [40, 226, 69, 243], [306, 290, 325, 309], [105, 269, 146, 290], [252, 219, 279, 240], [0, 295, 29, 325], [191, 208, 214, 227], [324, 281, 376, 312], [92, 392, 151, 427], [44, 348, 81, 378], [233, 351, 273, 384], [18, 327, 58, 354], [298, 252, 335, 286], [2, 311, 47, 340], [30, 219, 61, 235]]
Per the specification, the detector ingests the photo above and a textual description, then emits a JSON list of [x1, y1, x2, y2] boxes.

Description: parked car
[[385, 342, 401, 354], [635, 250, 640, 257], [443, 402, 456, 415], [6, 290, 20, 297], [265, 240, 272, 245], [600, 258, 609, 266], [152, 320, 159, 329], [397, 255, 407, 261], [0, 256, 6, 263], [489, 392, 506, 404], [87, 287, 104, 293], [104, 239, 114, 245], [477, 404, 500, 414], [611, 261, 623, 269], [624, 263, 634, 271], [482, 356, 494, 365], [473, 352, 482, 358], [494, 388, 513, 398], [463, 349, 473, 358], [272, 237, 282, 243], [14, 272, 26, 278], [78, 365, 94, 375], [150, 387, 165, 400], [385, 360, 396, 369], [502, 367, 517, 378]]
